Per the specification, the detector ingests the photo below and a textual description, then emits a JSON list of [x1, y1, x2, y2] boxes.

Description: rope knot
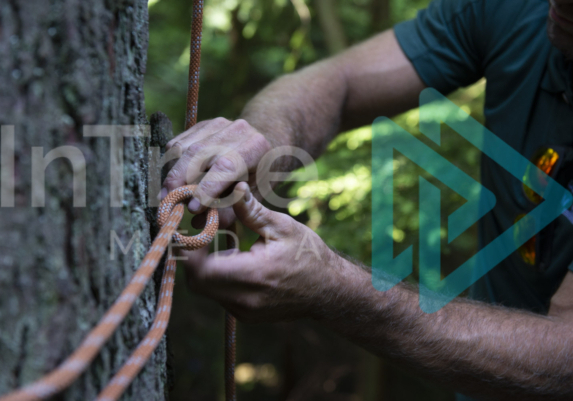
[[157, 185, 219, 251]]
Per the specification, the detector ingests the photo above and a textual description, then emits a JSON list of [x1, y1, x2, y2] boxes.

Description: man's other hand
[[181, 182, 345, 323]]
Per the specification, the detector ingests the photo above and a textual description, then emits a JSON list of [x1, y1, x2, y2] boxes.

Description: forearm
[[240, 58, 348, 169], [240, 30, 425, 172], [319, 257, 573, 400]]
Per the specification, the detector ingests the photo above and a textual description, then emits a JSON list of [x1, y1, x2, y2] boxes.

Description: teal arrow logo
[[372, 88, 573, 313]]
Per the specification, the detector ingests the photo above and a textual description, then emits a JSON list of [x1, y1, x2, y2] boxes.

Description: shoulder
[[414, 0, 550, 67], [414, 0, 548, 33], [481, 0, 549, 71]]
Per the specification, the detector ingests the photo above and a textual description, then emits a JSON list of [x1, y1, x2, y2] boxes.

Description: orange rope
[[185, 0, 238, 398], [225, 224, 238, 401], [0, 187, 218, 401], [95, 188, 218, 401], [186, 0, 204, 130]]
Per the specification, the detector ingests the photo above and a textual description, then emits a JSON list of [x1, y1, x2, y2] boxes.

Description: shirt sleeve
[[394, 0, 487, 94]]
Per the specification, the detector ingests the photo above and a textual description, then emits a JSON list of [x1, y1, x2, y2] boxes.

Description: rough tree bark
[[0, 1, 169, 399]]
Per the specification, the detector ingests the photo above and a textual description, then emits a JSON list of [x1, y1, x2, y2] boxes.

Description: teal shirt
[[394, 0, 573, 399]]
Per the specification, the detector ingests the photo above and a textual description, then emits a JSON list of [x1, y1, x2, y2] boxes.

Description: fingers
[[162, 118, 272, 213], [190, 122, 271, 212], [163, 118, 232, 192], [232, 182, 293, 240], [185, 249, 260, 295], [180, 183, 310, 323], [182, 182, 293, 284], [165, 118, 229, 152], [189, 152, 248, 212], [184, 181, 291, 283]]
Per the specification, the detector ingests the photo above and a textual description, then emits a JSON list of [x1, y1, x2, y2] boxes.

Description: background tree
[[0, 1, 169, 399]]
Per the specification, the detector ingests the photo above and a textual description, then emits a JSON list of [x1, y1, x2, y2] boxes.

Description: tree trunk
[[0, 1, 168, 399]]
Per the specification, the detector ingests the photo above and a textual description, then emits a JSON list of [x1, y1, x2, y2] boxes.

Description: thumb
[[232, 182, 291, 240]]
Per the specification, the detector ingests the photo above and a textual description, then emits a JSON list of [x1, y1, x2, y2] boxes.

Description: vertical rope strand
[[95, 257, 178, 401], [185, 0, 204, 131], [95, 187, 218, 401], [225, 223, 238, 401], [185, 2, 238, 399]]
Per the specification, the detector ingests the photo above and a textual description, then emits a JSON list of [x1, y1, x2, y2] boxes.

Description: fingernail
[[188, 198, 201, 212], [244, 188, 252, 202], [160, 187, 168, 200]]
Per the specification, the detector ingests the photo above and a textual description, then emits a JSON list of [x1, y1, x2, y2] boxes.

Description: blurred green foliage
[[146, 0, 446, 134], [145, 0, 486, 400]]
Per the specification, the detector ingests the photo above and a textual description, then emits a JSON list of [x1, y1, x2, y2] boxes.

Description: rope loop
[[157, 185, 219, 250]]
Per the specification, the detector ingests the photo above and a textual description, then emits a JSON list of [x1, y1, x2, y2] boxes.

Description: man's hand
[[162, 118, 272, 228], [180, 182, 345, 323]]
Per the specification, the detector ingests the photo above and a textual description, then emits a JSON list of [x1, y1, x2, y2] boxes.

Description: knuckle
[[198, 180, 218, 197], [163, 170, 181, 188], [252, 132, 271, 152], [166, 137, 185, 151], [231, 118, 250, 132], [239, 134, 271, 170], [166, 140, 184, 152], [249, 201, 267, 224], [184, 142, 204, 156], [198, 177, 229, 200], [211, 117, 229, 127], [214, 155, 238, 173]]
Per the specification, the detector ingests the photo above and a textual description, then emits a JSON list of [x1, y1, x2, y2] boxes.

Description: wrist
[[240, 106, 292, 150], [310, 250, 375, 322]]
